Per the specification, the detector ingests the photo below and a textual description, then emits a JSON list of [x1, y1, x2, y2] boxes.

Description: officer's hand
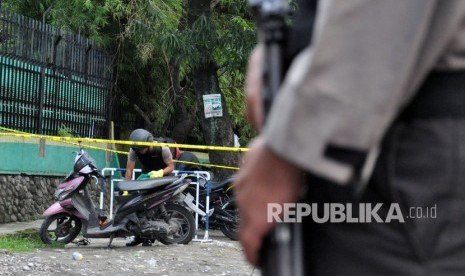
[[234, 137, 304, 267], [148, 169, 164, 178], [245, 46, 264, 132]]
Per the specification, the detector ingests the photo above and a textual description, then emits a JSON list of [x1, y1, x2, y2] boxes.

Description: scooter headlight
[[54, 188, 64, 199], [55, 188, 73, 201], [55, 176, 84, 200]]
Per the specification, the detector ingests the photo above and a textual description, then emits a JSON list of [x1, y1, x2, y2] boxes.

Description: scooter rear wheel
[[158, 203, 195, 245], [40, 213, 82, 244]]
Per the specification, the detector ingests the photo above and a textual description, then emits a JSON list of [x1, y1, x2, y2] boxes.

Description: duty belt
[[400, 70, 465, 120]]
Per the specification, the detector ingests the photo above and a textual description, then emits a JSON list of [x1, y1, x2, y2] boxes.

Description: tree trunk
[[167, 0, 196, 143], [168, 58, 196, 143], [192, 61, 240, 180], [186, 0, 240, 180]]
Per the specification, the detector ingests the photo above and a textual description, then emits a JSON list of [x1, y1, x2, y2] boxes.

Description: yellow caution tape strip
[[0, 127, 249, 152], [0, 126, 244, 170]]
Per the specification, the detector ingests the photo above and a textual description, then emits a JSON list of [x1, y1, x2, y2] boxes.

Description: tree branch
[[133, 103, 152, 127], [210, 0, 220, 9]]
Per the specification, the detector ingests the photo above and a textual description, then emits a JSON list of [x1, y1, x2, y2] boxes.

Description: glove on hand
[[148, 169, 164, 178]]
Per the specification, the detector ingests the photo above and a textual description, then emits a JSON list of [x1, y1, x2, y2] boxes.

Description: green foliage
[[3, 0, 113, 45], [57, 124, 74, 137], [4, 0, 259, 144]]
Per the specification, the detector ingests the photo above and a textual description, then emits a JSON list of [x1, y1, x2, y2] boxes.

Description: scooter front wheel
[[220, 198, 239, 241], [40, 213, 82, 244]]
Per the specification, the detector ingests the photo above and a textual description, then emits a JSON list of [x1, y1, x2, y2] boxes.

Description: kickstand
[[107, 235, 114, 248], [72, 238, 89, 246]]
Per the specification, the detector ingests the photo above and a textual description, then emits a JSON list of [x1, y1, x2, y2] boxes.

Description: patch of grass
[[0, 228, 64, 252]]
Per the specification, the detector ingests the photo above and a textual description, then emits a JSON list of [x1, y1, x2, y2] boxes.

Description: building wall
[[0, 136, 120, 223], [0, 136, 118, 175]]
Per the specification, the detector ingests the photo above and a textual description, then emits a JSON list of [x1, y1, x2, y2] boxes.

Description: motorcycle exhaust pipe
[[173, 182, 190, 196]]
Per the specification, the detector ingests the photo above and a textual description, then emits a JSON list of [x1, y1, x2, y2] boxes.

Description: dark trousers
[[304, 118, 465, 275]]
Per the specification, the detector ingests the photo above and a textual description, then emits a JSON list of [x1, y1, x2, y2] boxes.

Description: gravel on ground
[[0, 231, 259, 276]]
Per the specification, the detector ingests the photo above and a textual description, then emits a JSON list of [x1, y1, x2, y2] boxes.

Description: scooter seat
[[208, 177, 234, 191], [118, 176, 179, 191]]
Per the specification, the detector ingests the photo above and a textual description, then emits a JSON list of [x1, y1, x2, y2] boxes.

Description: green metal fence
[[0, 10, 113, 138]]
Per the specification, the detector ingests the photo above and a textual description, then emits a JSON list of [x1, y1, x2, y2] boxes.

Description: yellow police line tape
[[0, 126, 245, 171]]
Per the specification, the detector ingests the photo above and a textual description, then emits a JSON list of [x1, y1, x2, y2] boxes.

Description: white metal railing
[[173, 170, 212, 242], [100, 168, 141, 219]]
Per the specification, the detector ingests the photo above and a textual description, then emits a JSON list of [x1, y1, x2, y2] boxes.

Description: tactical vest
[[135, 147, 166, 174]]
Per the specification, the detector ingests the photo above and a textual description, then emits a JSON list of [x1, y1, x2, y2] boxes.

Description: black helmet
[[129, 129, 153, 151]]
